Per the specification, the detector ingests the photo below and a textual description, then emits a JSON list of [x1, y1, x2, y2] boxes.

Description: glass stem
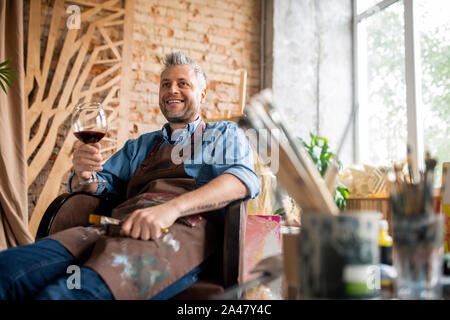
[[90, 165, 96, 182]]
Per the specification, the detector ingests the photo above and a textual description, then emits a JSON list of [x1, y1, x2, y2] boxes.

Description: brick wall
[[25, 0, 261, 218], [128, 0, 261, 137]]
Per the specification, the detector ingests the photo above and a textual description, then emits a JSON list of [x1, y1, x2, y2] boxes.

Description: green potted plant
[[273, 132, 350, 220], [299, 132, 350, 211], [0, 58, 17, 94]]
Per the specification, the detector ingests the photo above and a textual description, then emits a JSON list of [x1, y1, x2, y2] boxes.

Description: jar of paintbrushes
[[389, 152, 444, 299]]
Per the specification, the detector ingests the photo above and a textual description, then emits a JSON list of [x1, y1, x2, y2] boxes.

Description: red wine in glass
[[74, 131, 106, 144], [72, 102, 108, 186]]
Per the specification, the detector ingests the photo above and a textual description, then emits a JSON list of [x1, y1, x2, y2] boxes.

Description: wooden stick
[[238, 70, 247, 115]]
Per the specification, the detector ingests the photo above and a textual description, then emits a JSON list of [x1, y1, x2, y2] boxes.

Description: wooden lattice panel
[[26, 0, 134, 236]]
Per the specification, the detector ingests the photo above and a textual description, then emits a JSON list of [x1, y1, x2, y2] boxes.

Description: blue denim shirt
[[68, 117, 261, 204]]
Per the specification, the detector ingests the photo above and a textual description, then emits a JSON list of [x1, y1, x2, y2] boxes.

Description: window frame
[[353, 0, 424, 177]]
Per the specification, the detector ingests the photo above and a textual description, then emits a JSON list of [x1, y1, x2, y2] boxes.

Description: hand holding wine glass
[[72, 102, 108, 187]]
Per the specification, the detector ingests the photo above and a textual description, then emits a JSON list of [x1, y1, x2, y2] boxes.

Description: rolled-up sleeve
[[211, 123, 261, 200]]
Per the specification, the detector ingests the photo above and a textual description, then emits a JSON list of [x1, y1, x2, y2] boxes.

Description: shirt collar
[[161, 116, 203, 143]]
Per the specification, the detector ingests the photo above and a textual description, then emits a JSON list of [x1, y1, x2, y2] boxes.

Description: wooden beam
[[117, 0, 135, 149], [27, 0, 132, 236], [238, 69, 247, 115]]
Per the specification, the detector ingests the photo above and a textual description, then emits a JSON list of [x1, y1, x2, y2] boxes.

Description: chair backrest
[[223, 199, 248, 287], [35, 192, 117, 240]]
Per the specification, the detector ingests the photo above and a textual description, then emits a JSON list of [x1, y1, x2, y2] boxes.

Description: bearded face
[[159, 65, 206, 125]]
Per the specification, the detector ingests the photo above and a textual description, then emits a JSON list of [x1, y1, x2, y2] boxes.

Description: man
[[0, 51, 261, 300]]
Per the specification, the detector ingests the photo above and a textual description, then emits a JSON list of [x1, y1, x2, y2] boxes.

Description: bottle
[[379, 219, 394, 299], [379, 219, 393, 265]]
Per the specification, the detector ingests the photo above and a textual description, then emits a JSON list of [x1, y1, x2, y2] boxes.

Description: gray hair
[[162, 50, 207, 90]]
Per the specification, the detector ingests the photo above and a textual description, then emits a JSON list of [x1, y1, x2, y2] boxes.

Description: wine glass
[[72, 102, 108, 185]]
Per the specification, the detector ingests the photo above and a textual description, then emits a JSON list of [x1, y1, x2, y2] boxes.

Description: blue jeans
[[0, 239, 203, 300]]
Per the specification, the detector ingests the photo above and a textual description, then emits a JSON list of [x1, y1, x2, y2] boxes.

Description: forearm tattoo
[[179, 197, 243, 215]]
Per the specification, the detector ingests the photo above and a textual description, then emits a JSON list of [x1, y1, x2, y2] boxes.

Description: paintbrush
[[89, 214, 172, 249], [422, 152, 437, 215], [407, 144, 415, 184], [392, 162, 407, 216], [89, 214, 169, 234], [388, 169, 400, 214], [89, 214, 122, 225], [405, 183, 421, 216]]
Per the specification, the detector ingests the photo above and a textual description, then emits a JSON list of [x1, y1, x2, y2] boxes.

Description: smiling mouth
[[166, 99, 184, 105]]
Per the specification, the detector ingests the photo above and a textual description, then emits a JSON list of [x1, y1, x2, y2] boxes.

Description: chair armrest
[[223, 199, 248, 288], [35, 192, 118, 240]]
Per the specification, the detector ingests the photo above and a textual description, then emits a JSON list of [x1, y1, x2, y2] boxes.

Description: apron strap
[[141, 121, 206, 168], [139, 138, 164, 169]]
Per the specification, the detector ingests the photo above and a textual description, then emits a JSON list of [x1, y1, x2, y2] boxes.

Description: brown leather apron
[[46, 122, 221, 300]]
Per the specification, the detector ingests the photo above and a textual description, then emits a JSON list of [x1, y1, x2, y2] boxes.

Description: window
[[418, 0, 450, 187], [355, 0, 449, 186], [357, 0, 387, 14], [357, 0, 406, 165]]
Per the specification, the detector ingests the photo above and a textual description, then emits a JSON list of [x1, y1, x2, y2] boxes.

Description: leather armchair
[[36, 192, 247, 299]]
